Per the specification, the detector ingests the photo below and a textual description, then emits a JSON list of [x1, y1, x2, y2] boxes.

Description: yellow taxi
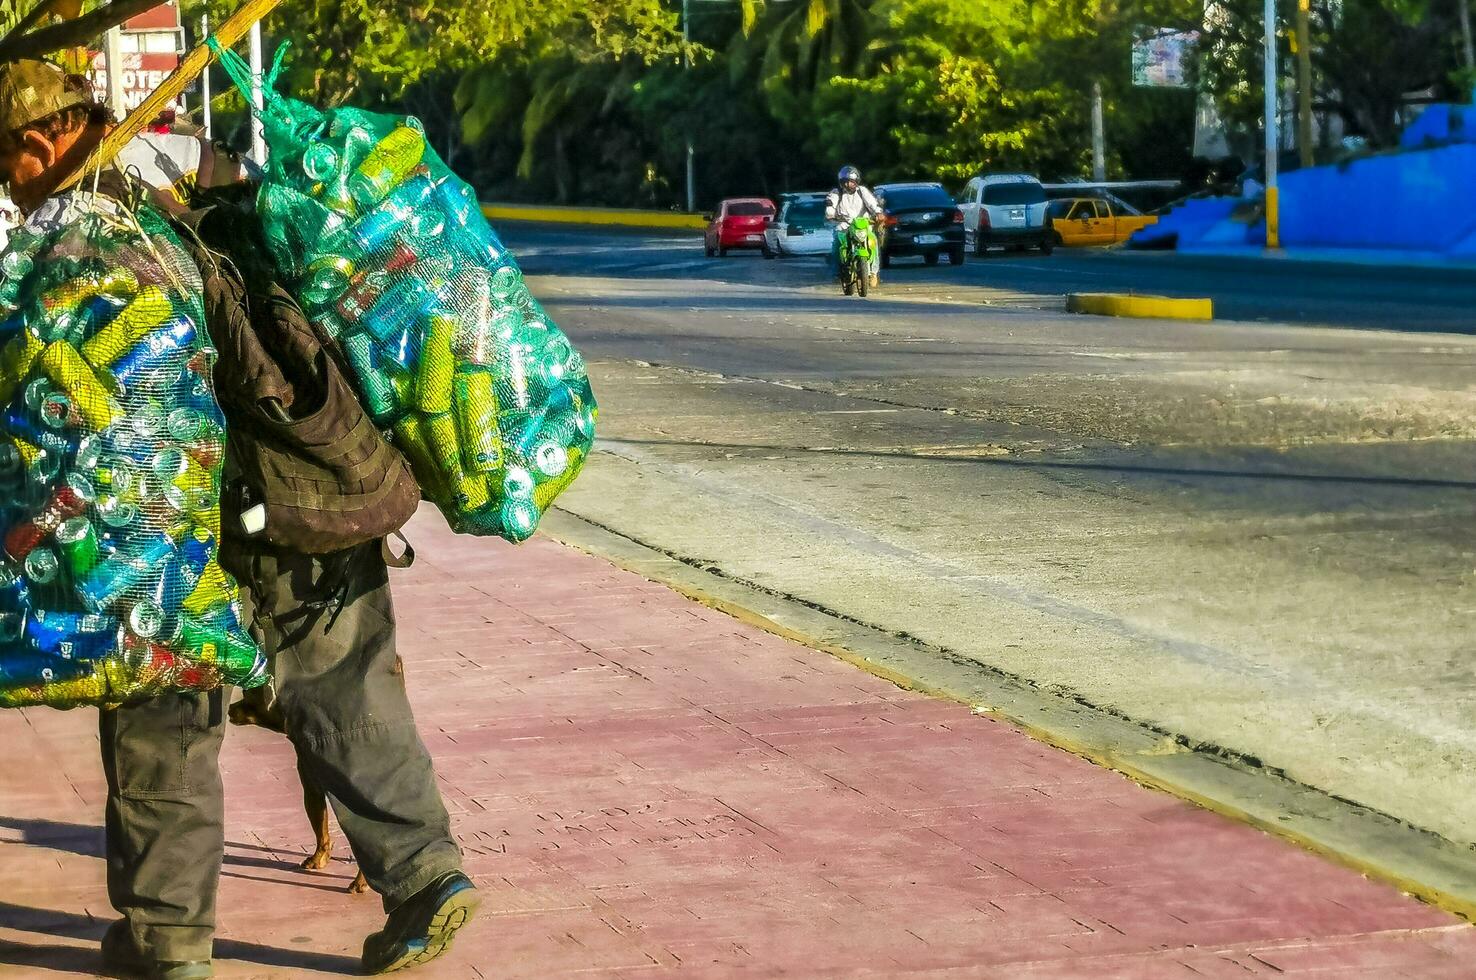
[[1047, 198, 1158, 247]]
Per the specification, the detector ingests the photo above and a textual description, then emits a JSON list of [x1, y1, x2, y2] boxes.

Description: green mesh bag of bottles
[[0, 195, 267, 709], [214, 45, 596, 542]]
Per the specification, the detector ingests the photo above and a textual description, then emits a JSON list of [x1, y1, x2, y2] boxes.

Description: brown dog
[[228, 686, 369, 894]]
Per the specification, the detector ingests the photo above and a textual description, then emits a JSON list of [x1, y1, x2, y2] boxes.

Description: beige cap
[[0, 59, 91, 135]]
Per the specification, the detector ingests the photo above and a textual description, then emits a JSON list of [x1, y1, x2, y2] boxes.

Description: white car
[[762, 192, 831, 258], [958, 173, 1053, 255]]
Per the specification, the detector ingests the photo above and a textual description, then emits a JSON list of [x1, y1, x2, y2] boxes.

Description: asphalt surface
[[504, 223, 1476, 850], [512, 224, 1476, 333]]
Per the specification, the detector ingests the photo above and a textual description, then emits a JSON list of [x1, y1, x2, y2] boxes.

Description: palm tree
[[732, 0, 880, 120]]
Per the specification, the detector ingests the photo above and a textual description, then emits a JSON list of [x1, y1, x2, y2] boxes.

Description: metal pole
[[104, 26, 127, 122], [1459, 0, 1475, 74], [1091, 81, 1106, 182], [248, 19, 265, 165], [1264, 0, 1280, 249], [682, 0, 695, 213], [199, 15, 212, 138], [1295, 0, 1313, 168]]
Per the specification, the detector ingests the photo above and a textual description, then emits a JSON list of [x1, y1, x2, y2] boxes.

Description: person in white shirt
[[824, 165, 883, 287], [114, 125, 246, 212]]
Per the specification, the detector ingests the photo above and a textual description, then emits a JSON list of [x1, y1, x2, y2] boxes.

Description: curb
[[1067, 292, 1213, 320], [481, 203, 706, 231], [540, 506, 1476, 923]]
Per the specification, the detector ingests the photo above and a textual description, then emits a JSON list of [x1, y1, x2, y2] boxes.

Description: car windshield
[[728, 202, 773, 216], [787, 203, 826, 224], [983, 182, 1046, 206], [1047, 201, 1074, 218], [879, 187, 954, 209]]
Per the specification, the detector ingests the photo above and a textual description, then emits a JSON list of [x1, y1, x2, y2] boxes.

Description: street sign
[[88, 1, 186, 115], [1132, 28, 1197, 88]]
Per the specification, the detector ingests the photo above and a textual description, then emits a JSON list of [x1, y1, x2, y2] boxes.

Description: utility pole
[[682, 0, 696, 213], [199, 14, 211, 138], [248, 19, 265, 166], [1460, 0, 1475, 75], [1294, 0, 1313, 168], [1091, 81, 1106, 182], [104, 26, 126, 121], [1264, 0, 1280, 249]]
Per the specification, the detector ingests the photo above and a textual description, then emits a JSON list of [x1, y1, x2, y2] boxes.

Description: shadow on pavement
[[221, 868, 360, 895], [0, 816, 103, 858], [0, 900, 361, 976], [541, 292, 1017, 320], [0, 938, 98, 976]]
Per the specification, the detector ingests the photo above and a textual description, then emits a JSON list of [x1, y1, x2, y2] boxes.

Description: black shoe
[[362, 871, 480, 974], [100, 920, 213, 980]]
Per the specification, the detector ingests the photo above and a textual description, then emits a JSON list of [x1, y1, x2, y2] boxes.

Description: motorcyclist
[[825, 165, 883, 288]]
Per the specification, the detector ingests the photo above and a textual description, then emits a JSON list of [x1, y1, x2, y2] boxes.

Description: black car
[[874, 182, 967, 268]]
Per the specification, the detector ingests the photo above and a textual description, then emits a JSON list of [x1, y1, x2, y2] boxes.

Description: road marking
[[1009, 262, 1118, 279]]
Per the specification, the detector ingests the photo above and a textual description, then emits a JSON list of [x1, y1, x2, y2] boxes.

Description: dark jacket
[[167, 184, 422, 562]]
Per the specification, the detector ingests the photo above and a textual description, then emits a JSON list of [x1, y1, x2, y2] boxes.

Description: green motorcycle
[[835, 215, 877, 297]]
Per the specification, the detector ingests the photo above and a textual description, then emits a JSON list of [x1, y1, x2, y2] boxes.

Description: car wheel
[[1040, 236, 1055, 256], [719, 246, 729, 258], [974, 233, 989, 258], [948, 247, 965, 265], [762, 242, 776, 259], [923, 251, 940, 267]]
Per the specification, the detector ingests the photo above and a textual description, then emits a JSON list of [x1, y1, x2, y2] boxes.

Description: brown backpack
[[174, 191, 423, 556]]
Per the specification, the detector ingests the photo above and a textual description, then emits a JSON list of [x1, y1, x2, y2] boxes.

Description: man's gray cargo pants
[[100, 541, 462, 962]]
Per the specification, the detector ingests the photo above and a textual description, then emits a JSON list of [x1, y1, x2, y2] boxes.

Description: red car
[[704, 198, 777, 257]]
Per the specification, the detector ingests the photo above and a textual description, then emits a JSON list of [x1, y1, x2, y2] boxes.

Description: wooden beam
[[56, 0, 282, 193]]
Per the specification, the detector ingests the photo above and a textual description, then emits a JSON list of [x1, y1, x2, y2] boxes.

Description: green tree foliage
[[183, 0, 679, 106], [1201, 0, 1470, 152], [812, 0, 1199, 183], [450, 6, 685, 205]]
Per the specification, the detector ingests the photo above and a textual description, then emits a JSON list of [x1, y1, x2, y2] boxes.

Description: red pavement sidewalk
[[0, 506, 1472, 978]]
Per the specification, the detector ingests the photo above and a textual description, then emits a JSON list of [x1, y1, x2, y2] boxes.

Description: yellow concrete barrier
[[1067, 292, 1214, 321], [480, 203, 708, 231]]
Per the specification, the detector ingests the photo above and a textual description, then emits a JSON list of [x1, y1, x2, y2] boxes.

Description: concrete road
[[506, 224, 1476, 850]]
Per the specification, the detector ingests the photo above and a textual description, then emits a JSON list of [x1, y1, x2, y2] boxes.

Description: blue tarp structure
[[1127, 198, 1240, 249], [1129, 98, 1476, 262], [1400, 100, 1476, 148], [1280, 142, 1476, 252]]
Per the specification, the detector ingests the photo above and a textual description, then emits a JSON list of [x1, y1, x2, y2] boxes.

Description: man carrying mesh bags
[[0, 60, 477, 978]]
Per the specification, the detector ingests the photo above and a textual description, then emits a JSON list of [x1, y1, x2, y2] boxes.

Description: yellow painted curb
[[481, 203, 707, 231], [1067, 292, 1213, 321]]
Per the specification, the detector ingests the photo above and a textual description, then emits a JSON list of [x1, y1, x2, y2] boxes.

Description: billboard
[[1132, 28, 1197, 89], [89, 1, 186, 115]]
